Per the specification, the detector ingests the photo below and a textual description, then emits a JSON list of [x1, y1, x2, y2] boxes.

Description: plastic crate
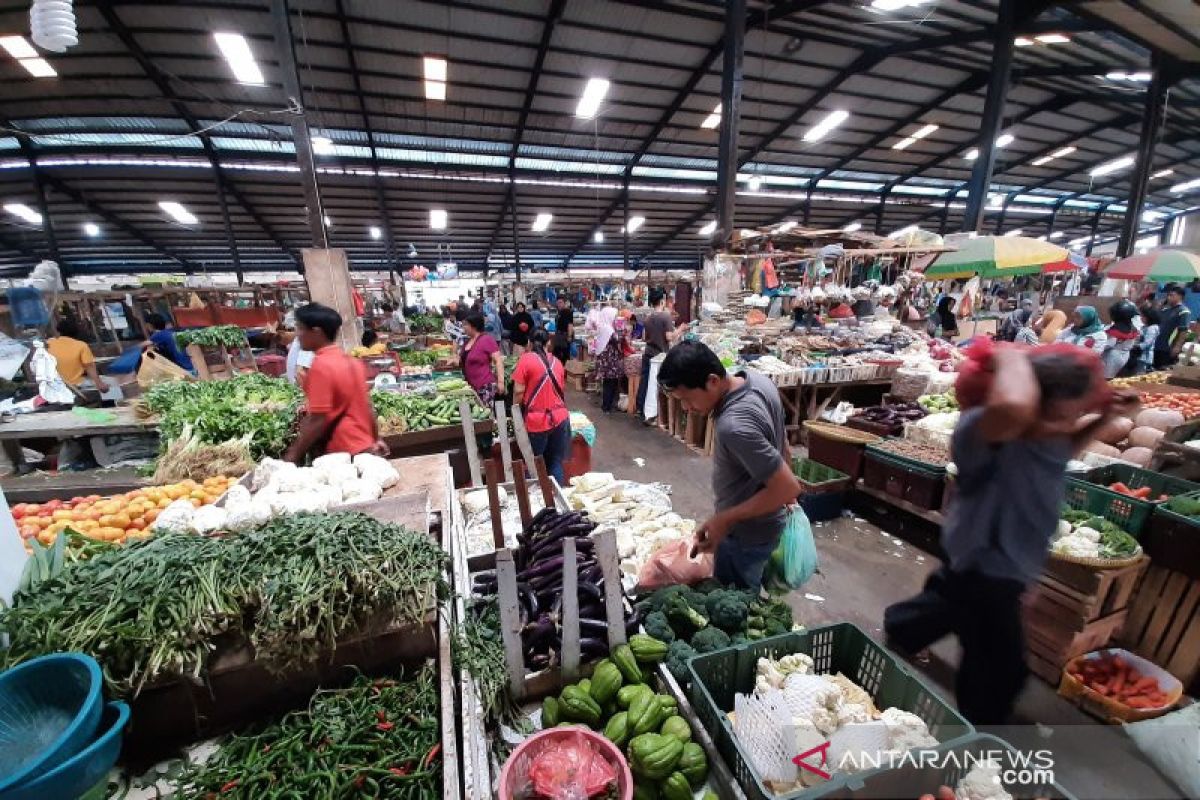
[[1145, 496, 1200, 579], [687, 623, 972, 800], [833, 733, 1077, 799], [1081, 463, 1200, 502], [805, 423, 879, 482], [792, 458, 852, 491], [863, 450, 945, 511], [1063, 464, 1200, 537]]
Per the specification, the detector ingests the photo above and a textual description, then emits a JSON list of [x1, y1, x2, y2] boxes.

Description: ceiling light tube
[[1106, 71, 1128, 81], [1170, 177, 1200, 194], [423, 56, 447, 82], [311, 135, 334, 155], [624, 215, 645, 234], [802, 109, 849, 143], [1090, 155, 1135, 177], [965, 148, 979, 160], [576, 78, 610, 119], [912, 123, 938, 139], [430, 209, 447, 229], [369, 226, 382, 239], [425, 79, 446, 101], [158, 200, 198, 225], [698, 220, 716, 236], [1014, 37, 1034, 46], [701, 103, 721, 129], [323, 215, 332, 227], [593, 230, 604, 243], [4, 203, 41, 225], [213, 32, 265, 86], [1035, 33, 1070, 44], [892, 137, 916, 150], [1049, 231, 1064, 239], [19, 57, 55, 78], [842, 221, 862, 232], [532, 212, 553, 232], [0, 35, 38, 60], [747, 176, 762, 191], [1151, 169, 1174, 179], [995, 133, 1015, 148], [1003, 228, 1024, 237], [83, 222, 100, 237]]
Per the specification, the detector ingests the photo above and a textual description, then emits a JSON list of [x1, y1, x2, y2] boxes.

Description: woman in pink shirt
[[460, 313, 505, 408]]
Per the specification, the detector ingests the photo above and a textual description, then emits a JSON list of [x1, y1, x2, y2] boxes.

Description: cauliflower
[[353, 453, 399, 488], [778, 653, 815, 676], [251, 457, 294, 492], [312, 452, 352, 470], [1056, 519, 1072, 538], [956, 761, 1013, 800], [340, 477, 383, 504], [1052, 534, 1100, 558], [226, 497, 273, 530], [316, 461, 359, 487], [222, 483, 252, 510], [269, 491, 331, 515], [268, 466, 322, 494], [756, 657, 788, 691], [189, 504, 228, 535], [880, 707, 938, 752], [152, 498, 196, 532], [1072, 526, 1101, 543]]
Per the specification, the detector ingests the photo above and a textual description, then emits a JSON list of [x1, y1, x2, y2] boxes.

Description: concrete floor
[[575, 390, 1184, 800]]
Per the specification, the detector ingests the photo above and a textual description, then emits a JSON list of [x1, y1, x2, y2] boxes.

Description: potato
[[1121, 446, 1154, 467]]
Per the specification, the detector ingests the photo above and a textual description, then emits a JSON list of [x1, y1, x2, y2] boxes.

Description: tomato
[[10, 505, 26, 520], [18, 524, 38, 538]]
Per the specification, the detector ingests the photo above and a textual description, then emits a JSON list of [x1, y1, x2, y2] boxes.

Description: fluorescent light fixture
[[158, 201, 198, 225], [1152, 169, 1174, 179], [430, 209, 447, 230], [1036, 33, 1070, 44], [424, 56, 447, 101], [775, 220, 798, 234], [576, 78, 610, 119], [323, 215, 332, 227], [965, 148, 979, 160], [996, 133, 1015, 148], [369, 226, 382, 239], [870, 0, 932, 9], [890, 224, 917, 238], [20, 57, 55, 78], [1003, 228, 1023, 237], [803, 109, 849, 143], [701, 103, 721, 129], [423, 56, 447, 83], [593, 230, 604, 243], [1142, 210, 1163, 222], [1090, 155, 1135, 177], [747, 176, 762, 191], [4, 203, 41, 225], [1014, 37, 1034, 46], [1049, 231, 1064, 239], [912, 123, 938, 139], [83, 222, 100, 237], [698, 220, 717, 236], [624, 215, 645, 234], [1032, 145, 1076, 166], [1129, 71, 1152, 81], [1171, 177, 1200, 194], [1036, 235, 1047, 241], [843, 221, 862, 232], [213, 32, 265, 86], [0, 35, 38, 60], [311, 136, 334, 155], [532, 212, 553, 232], [893, 137, 916, 150], [1106, 71, 1128, 81]]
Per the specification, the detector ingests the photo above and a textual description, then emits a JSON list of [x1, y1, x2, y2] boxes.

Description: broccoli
[[692, 577, 725, 595], [642, 610, 676, 643], [639, 584, 707, 615], [704, 589, 751, 632], [730, 632, 751, 646], [690, 626, 731, 654], [666, 640, 697, 685], [749, 598, 794, 638], [665, 594, 709, 639]]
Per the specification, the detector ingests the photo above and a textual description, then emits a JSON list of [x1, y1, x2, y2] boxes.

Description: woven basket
[[803, 420, 881, 445], [1047, 547, 1144, 570]]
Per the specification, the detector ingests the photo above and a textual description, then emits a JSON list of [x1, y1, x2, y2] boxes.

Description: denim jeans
[[635, 351, 654, 416], [527, 419, 571, 485], [714, 535, 779, 590]]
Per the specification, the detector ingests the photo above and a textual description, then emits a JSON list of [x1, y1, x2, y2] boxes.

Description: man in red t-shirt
[[283, 303, 388, 463]]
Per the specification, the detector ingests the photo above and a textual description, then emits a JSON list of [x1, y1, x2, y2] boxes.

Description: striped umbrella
[[1102, 248, 1200, 281], [1040, 251, 1089, 274], [922, 235, 1069, 279]]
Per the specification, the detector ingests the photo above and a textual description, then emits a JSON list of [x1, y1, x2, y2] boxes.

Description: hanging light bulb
[[30, 0, 78, 53]]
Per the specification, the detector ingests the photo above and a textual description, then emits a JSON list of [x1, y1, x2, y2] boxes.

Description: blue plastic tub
[[2, 701, 130, 800], [0, 653, 104, 792]]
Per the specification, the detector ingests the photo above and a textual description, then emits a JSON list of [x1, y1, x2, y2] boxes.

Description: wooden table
[[778, 378, 892, 442]]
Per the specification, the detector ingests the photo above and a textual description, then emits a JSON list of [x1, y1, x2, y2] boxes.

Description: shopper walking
[[635, 289, 678, 418], [512, 330, 572, 485], [1154, 285, 1191, 368], [552, 297, 575, 364], [929, 296, 959, 340], [594, 312, 627, 412], [460, 313, 505, 409], [284, 303, 387, 463], [658, 341, 801, 590], [883, 341, 1133, 724], [508, 302, 535, 356]]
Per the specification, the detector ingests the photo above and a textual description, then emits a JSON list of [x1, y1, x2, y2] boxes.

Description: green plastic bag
[[767, 506, 818, 590]]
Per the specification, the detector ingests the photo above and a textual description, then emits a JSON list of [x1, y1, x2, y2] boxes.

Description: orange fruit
[[110, 513, 132, 529], [144, 508, 160, 523], [98, 514, 116, 528], [157, 497, 172, 509], [130, 516, 147, 530], [190, 498, 203, 508]]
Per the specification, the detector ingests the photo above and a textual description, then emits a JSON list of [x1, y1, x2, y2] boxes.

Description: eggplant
[[537, 511, 584, 539], [579, 618, 608, 636], [528, 535, 594, 564], [519, 555, 565, 581], [516, 581, 538, 624], [527, 506, 555, 531], [579, 637, 609, 658], [522, 613, 556, 650], [625, 616, 642, 637], [580, 564, 604, 583], [577, 582, 603, 603], [528, 653, 552, 670]]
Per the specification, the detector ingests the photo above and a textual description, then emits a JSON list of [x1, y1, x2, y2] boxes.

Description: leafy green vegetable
[[372, 390, 490, 432], [1166, 494, 1200, 517], [407, 313, 443, 334], [175, 325, 247, 349]]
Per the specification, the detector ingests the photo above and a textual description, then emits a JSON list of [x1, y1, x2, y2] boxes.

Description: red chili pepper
[[376, 709, 388, 723], [261, 744, 271, 753], [219, 780, 240, 793], [353, 775, 365, 789], [389, 766, 412, 776], [376, 721, 395, 731], [423, 743, 442, 769]]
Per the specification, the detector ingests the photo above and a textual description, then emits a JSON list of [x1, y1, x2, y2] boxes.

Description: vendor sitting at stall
[[47, 318, 105, 389], [658, 340, 801, 590], [283, 303, 387, 463], [141, 313, 194, 373], [1056, 305, 1107, 356]]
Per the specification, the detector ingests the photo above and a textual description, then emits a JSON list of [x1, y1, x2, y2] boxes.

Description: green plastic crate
[[1146, 494, 1200, 579], [1060, 461, 1200, 537], [791, 457, 852, 491], [687, 623, 973, 800], [833, 733, 1078, 799], [865, 440, 947, 474]]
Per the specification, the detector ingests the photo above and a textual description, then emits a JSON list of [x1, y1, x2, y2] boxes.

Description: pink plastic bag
[[526, 731, 619, 799], [636, 538, 713, 591]]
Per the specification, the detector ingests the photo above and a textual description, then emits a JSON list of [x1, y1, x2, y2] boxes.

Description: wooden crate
[[1024, 607, 1128, 667], [1025, 557, 1147, 629], [1119, 563, 1200, 692]]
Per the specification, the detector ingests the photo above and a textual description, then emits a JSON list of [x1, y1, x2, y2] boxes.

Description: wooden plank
[[495, 401, 514, 483], [1140, 571, 1190, 656], [512, 409, 537, 474], [458, 399, 481, 487], [512, 467, 533, 529], [1165, 594, 1200, 685], [534, 456, 556, 505], [1159, 579, 1200, 669], [483, 459, 505, 549], [594, 528, 627, 652], [1123, 564, 1171, 647], [495, 549, 528, 701], [437, 487, 462, 800], [561, 537, 581, 681]]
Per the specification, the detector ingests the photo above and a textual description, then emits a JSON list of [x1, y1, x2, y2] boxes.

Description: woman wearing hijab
[[1101, 300, 1140, 378], [931, 296, 959, 339], [1056, 305, 1108, 356], [595, 312, 629, 412], [1034, 307, 1068, 344]]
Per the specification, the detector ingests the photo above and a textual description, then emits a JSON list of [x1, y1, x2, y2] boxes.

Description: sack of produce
[[890, 368, 930, 401]]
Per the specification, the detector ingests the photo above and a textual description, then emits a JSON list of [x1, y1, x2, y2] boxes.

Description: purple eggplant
[[519, 555, 566, 581], [527, 506, 556, 531], [579, 618, 608, 637], [579, 638, 609, 658], [528, 534, 594, 563]]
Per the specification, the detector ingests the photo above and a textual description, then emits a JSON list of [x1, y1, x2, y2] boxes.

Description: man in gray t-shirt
[[658, 341, 800, 588]]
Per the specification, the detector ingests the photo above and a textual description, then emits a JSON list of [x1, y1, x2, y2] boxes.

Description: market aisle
[[576, 389, 1181, 800]]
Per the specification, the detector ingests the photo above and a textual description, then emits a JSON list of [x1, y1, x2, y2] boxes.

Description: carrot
[[1111, 482, 1131, 495], [1110, 669, 1126, 695], [1129, 676, 1158, 694], [1133, 487, 1152, 499]]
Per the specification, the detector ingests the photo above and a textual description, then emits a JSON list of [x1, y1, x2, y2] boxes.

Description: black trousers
[[884, 566, 1027, 725], [601, 378, 619, 411]]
